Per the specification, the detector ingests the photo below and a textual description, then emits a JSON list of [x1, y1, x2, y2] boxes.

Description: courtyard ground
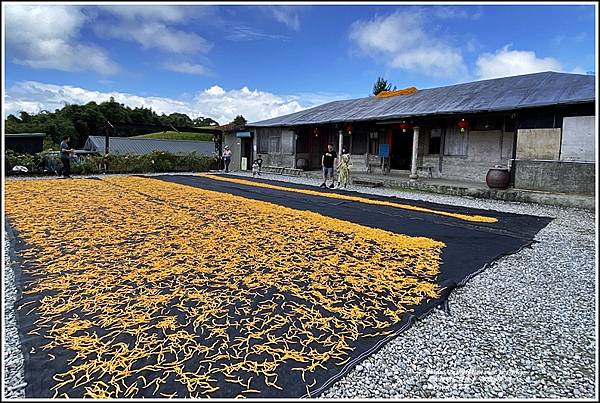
[[3, 173, 596, 399]]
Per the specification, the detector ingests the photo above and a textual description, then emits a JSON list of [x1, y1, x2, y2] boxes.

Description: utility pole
[[105, 120, 115, 155]]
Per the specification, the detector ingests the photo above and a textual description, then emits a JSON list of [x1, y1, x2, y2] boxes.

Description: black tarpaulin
[[8, 175, 552, 398]]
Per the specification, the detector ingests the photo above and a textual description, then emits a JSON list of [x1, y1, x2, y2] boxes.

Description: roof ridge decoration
[[375, 86, 418, 98]]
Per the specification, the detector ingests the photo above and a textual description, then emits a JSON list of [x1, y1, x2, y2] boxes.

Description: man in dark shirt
[[320, 143, 337, 188], [59, 136, 73, 178]]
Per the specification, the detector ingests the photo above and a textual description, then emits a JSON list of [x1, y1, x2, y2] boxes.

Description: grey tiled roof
[[85, 136, 215, 156], [249, 71, 595, 127]]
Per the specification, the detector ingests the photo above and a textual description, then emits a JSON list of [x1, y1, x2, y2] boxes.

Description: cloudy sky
[[3, 2, 597, 124]]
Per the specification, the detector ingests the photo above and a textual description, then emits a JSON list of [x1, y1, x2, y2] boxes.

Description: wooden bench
[[353, 178, 384, 187], [262, 166, 302, 176], [366, 154, 382, 174], [282, 168, 302, 176], [262, 166, 284, 174]]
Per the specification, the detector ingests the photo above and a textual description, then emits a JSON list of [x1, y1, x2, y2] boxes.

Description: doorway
[[240, 137, 253, 170], [390, 128, 413, 170]]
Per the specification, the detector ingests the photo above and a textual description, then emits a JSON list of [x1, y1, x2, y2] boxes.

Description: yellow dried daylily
[[5, 176, 446, 398], [197, 174, 498, 223]]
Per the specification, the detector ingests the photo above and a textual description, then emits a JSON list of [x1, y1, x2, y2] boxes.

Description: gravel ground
[[3, 227, 26, 399], [3, 172, 597, 399]]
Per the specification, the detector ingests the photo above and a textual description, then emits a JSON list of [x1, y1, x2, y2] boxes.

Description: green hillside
[[133, 131, 213, 141]]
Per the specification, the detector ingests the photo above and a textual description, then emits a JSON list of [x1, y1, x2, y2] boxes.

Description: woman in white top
[[222, 146, 232, 173]]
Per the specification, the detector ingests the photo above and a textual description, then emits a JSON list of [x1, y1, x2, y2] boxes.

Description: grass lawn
[[133, 131, 213, 142]]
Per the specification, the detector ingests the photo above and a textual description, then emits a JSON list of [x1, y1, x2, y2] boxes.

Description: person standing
[[336, 148, 352, 189], [222, 145, 232, 173], [59, 136, 73, 178], [252, 154, 263, 177], [320, 143, 337, 188]]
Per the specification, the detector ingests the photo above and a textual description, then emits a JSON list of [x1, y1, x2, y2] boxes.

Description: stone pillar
[[338, 130, 344, 157], [292, 130, 297, 169], [410, 126, 420, 179]]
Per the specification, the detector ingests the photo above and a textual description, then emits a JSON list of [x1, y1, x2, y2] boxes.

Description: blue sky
[[3, 2, 597, 124]]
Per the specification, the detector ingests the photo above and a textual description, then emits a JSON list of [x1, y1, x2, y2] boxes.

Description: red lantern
[[399, 120, 412, 133], [346, 124, 353, 135], [313, 127, 319, 137], [457, 118, 469, 133]]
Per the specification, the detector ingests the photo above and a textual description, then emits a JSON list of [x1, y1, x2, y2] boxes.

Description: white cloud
[[93, 5, 212, 54], [4, 5, 119, 74], [162, 62, 208, 76], [259, 6, 302, 31], [193, 86, 305, 124], [94, 22, 211, 54], [271, 6, 300, 30], [225, 26, 290, 41], [98, 5, 190, 22], [4, 81, 194, 118], [349, 10, 467, 78], [429, 6, 482, 20], [475, 45, 563, 79], [4, 81, 343, 125]]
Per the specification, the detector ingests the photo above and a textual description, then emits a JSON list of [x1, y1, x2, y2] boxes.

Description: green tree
[[193, 117, 219, 127], [4, 98, 220, 147], [372, 77, 396, 95], [232, 115, 247, 127]]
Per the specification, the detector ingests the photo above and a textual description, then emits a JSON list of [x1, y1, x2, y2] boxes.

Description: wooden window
[[428, 128, 441, 154], [472, 117, 502, 131], [258, 133, 269, 153], [296, 131, 309, 153], [368, 132, 379, 154], [269, 136, 281, 154], [444, 127, 467, 156], [352, 133, 367, 154]]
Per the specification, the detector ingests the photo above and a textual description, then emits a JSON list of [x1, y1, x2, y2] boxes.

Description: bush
[[5, 150, 217, 176], [5, 149, 49, 174]]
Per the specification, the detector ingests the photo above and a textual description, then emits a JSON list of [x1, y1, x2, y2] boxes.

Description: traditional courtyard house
[[247, 72, 595, 195]]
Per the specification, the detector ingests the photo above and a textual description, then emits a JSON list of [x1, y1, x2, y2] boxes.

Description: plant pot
[[486, 167, 510, 189]]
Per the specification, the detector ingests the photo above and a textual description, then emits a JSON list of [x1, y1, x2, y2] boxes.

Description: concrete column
[[410, 126, 420, 179], [292, 130, 297, 169], [338, 130, 344, 157]]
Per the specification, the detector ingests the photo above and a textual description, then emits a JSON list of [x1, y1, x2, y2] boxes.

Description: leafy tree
[[372, 77, 396, 95], [4, 98, 221, 148], [232, 115, 247, 127], [193, 117, 219, 127]]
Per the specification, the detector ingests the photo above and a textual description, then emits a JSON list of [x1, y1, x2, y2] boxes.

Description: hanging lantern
[[399, 120, 412, 133], [313, 127, 319, 137], [346, 124, 353, 135], [457, 118, 469, 133]]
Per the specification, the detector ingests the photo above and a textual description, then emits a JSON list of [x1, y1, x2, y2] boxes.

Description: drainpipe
[[509, 113, 519, 187], [409, 126, 420, 179]]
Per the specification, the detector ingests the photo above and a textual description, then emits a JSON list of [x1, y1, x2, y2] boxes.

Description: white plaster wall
[[516, 128, 561, 160], [468, 130, 503, 162], [561, 116, 595, 162]]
